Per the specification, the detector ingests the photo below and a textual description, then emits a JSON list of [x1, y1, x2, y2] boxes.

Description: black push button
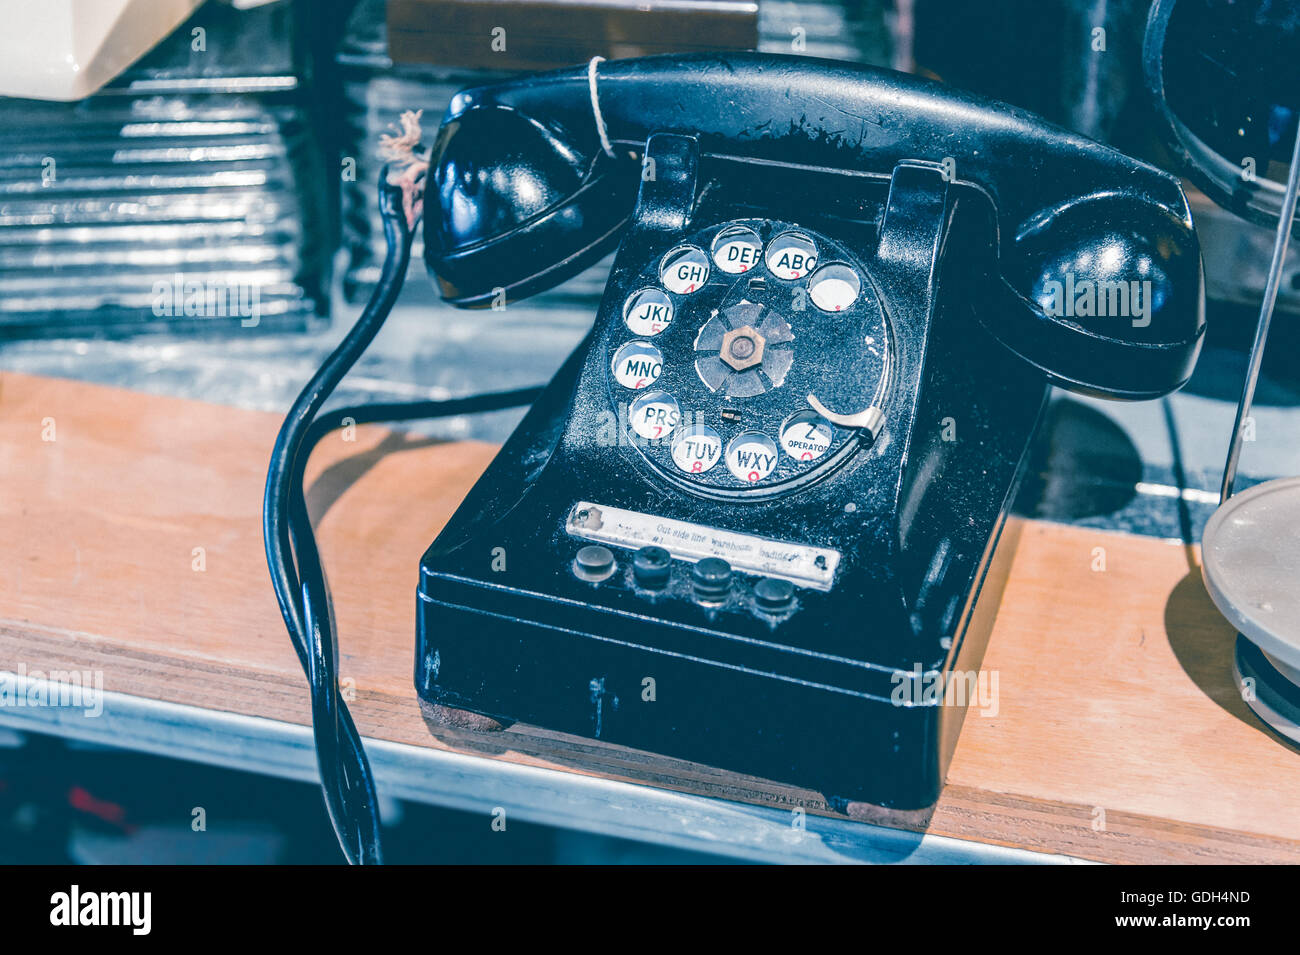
[[573, 545, 615, 582], [754, 576, 795, 611], [692, 557, 732, 601], [633, 546, 671, 589]]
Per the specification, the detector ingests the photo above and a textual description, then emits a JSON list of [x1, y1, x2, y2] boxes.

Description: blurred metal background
[[0, 0, 1296, 533], [0, 0, 332, 339]]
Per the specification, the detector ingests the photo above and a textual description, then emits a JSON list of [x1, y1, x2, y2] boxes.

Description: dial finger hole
[[725, 431, 779, 483], [711, 225, 763, 274], [765, 231, 818, 280], [779, 410, 834, 462], [623, 287, 674, 336], [659, 246, 710, 294], [671, 424, 723, 474], [807, 262, 861, 312], [612, 340, 663, 390], [629, 390, 680, 440]]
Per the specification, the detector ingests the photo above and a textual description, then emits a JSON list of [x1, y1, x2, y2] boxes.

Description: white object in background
[[0, 0, 205, 101], [1203, 477, 1300, 672], [1202, 477, 1300, 742]]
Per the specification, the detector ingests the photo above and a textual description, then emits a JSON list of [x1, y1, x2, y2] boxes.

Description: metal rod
[[1220, 124, 1300, 503]]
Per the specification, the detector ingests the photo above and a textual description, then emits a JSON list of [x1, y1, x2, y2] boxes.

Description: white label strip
[[566, 501, 840, 591]]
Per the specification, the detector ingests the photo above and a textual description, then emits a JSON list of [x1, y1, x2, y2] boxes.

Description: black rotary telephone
[[413, 53, 1205, 809], [270, 52, 1207, 862]]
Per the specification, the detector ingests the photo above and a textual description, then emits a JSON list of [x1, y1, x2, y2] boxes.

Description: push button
[[633, 546, 672, 589], [573, 545, 615, 582], [623, 287, 674, 336], [711, 226, 763, 274], [692, 557, 732, 602], [754, 576, 795, 611], [659, 246, 709, 294], [611, 340, 663, 389]]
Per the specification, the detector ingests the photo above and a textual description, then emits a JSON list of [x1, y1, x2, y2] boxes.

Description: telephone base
[[416, 549, 1017, 808], [415, 147, 1050, 810], [415, 323, 1043, 810]]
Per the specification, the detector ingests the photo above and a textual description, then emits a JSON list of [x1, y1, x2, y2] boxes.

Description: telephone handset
[[425, 53, 1203, 396], [415, 54, 1204, 808]]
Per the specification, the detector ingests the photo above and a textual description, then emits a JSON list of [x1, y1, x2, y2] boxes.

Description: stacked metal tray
[[0, 0, 330, 339]]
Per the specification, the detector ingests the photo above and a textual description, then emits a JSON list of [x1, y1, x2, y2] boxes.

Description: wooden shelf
[[1, 370, 1296, 863]]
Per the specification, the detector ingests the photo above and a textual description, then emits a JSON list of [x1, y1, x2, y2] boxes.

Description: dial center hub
[[721, 325, 765, 371]]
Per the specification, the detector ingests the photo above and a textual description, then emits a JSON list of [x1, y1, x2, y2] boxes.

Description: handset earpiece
[[994, 192, 1206, 399], [423, 104, 636, 307]]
